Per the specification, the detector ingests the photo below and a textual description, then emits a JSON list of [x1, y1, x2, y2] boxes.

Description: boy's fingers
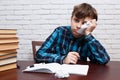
[[72, 52, 80, 58]]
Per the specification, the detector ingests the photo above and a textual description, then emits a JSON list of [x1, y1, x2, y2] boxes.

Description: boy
[[36, 3, 110, 64]]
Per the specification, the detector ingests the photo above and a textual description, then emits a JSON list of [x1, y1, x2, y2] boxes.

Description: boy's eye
[[74, 18, 79, 23], [82, 21, 87, 25]]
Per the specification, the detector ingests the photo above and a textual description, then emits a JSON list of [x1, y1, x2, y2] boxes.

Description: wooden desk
[[1, 61, 120, 80], [17, 61, 120, 80], [0, 68, 17, 80]]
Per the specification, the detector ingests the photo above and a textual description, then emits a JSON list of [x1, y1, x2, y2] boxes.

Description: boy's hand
[[85, 19, 97, 35], [63, 52, 80, 64]]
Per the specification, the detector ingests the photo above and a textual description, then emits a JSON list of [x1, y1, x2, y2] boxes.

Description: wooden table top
[[1, 61, 120, 80]]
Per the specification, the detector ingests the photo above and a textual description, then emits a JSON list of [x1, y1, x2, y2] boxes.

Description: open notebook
[[23, 63, 89, 75]]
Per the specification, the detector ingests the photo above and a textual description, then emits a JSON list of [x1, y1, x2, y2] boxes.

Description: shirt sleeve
[[36, 27, 65, 64], [84, 34, 110, 64]]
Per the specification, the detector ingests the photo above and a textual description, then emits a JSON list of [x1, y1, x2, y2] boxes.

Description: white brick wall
[[0, 0, 120, 61]]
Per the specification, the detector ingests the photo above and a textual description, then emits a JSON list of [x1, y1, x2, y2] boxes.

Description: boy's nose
[[76, 23, 81, 29]]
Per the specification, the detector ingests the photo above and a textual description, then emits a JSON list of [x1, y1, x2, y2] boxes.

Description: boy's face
[[71, 15, 92, 38]]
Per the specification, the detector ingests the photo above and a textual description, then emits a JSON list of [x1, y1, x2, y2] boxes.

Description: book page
[[0, 57, 16, 66], [23, 63, 89, 75], [61, 64, 89, 75], [23, 63, 61, 73]]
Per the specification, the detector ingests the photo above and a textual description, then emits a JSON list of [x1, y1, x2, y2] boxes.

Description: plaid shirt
[[36, 26, 110, 64]]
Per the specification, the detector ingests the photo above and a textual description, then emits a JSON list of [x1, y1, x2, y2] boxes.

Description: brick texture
[[0, 0, 120, 61]]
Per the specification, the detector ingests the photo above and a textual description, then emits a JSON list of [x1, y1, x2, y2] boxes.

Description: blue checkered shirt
[[36, 26, 110, 64]]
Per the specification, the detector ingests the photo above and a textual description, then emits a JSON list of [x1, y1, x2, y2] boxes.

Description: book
[[0, 29, 17, 34], [0, 34, 17, 38], [0, 38, 19, 44], [0, 63, 16, 71], [0, 57, 16, 66], [0, 50, 17, 56], [23, 63, 89, 75], [0, 52, 16, 60], [0, 43, 19, 51]]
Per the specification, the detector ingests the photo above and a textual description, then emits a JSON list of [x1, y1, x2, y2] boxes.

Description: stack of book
[[0, 29, 19, 71]]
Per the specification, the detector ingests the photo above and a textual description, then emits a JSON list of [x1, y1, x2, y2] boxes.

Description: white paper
[[77, 21, 91, 34], [61, 64, 89, 75], [23, 63, 89, 75]]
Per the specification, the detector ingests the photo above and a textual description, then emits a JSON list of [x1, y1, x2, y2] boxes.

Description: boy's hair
[[72, 3, 98, 21]]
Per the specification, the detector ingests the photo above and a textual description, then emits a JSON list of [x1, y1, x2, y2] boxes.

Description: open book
[[23, 63, 89, 75]]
